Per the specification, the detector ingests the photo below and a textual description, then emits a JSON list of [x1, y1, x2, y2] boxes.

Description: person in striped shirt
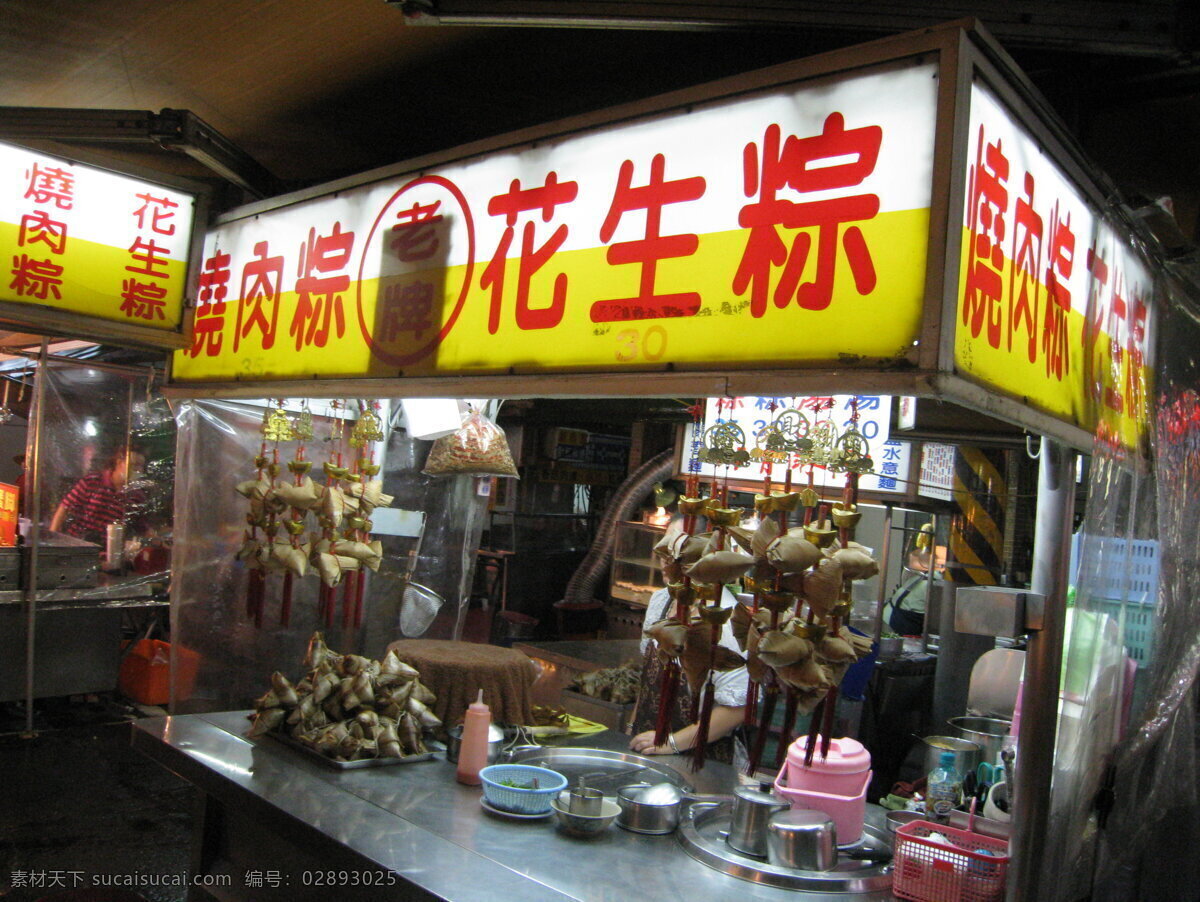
[[50, 447, 146, 545]]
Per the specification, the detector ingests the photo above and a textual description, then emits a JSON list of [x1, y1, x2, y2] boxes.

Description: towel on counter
[[386, 639, 536, 728]]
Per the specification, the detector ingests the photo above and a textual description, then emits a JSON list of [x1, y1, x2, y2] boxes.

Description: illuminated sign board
[[0, 141, 196, 337], [173, 57, 937, 381], [954, 80, 1155, 448]]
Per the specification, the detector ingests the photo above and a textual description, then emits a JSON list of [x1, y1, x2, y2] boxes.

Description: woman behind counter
[[628, 583, 749, 768], [49, 446, 146, 544]]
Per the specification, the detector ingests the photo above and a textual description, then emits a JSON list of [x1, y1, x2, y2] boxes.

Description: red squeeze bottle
[[456, 689, 492, 786]]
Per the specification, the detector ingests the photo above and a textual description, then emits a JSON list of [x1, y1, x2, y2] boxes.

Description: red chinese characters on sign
[[10, 159, 75, 304], [734, 114, 881, 318], [959, 124, 1082, 385], [290, 223, 354, 351], [1084, 244, 1146, 418], [121, 194, 181, 321], [1042, 204, 1074, 381], [18, 210, 68, 255], [133, 193, 178, 236], [236, 241, 284, 352], [380, 282, 435, 341], [120, 278, 168, 320], [1008, 173, 1043, 362], [23, 164, 75, 210], [959, 116, 1151, 425], [482, 172, 578, 333], [1124, 293, 1149, 419], [126, 237, 172, 278], [358, 174, 476, 368], [389, 201, 443, 263], [962, 125, 1009, 349], [9, 255, 63, 300], [799, 396, 835, 413], [188, 250, 231, 358], [381, 201, 445, 343], [592, 153, 705, 322]]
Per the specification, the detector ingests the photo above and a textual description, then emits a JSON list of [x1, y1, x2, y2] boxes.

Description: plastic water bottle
[[456, 689, 492, 786], [925, 750, 963, 823]]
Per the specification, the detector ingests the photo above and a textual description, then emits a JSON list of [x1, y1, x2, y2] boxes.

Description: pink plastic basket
[[892, 819, 1009, 902], [774, 763, 871, 843]]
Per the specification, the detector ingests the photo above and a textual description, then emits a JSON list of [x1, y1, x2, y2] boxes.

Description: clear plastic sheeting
[[1087, 285, 1200, 901], [169, 398, 488, 713], [29, 360, 172, 591], [1042, 444, 1157, 900]]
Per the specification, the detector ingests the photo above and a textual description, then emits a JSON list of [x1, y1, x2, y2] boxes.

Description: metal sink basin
[[504, 746, 693, 795], [677, 801, 894, 896]]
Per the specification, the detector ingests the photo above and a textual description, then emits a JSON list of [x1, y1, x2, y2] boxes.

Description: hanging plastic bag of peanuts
[[422, 408, 519, 478]]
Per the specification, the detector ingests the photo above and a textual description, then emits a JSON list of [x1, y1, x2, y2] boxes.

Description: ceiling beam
[[393, 0, 1188, 58], [0, 107, 281, 198]]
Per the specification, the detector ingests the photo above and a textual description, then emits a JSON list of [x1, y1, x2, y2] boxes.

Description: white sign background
[[683, 395, 912, 494]]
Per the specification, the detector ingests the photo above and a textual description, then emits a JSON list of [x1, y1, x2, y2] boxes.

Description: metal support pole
[[22, 340, 49, 736], [872, 503, 893, 647], [921, 513, 939, 653], [1007, 439, 1074, 901]]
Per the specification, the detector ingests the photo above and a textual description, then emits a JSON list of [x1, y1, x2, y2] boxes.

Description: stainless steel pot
[[444, 723, 507, 764], [921, 735, 982, 779], [767, 809, 838, 870], [615, 782, 728, 835], [947, 716, 1011, 765], [616, 782, 683, 835], [725, 786, 789, 858]]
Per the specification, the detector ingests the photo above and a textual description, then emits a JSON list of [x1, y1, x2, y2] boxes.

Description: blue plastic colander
[[478, 764, 567, 814]]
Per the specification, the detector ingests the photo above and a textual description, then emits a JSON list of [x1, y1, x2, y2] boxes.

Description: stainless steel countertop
[[0, 574, 162, 608], [132, 712, 894, 902]]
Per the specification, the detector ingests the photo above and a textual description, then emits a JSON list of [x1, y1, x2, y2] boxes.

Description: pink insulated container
[[774, 736, 873, 842]]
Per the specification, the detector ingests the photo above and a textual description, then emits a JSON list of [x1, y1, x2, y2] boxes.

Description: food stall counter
[[0, 572, 167, 702], [131, 711, 894, 902]]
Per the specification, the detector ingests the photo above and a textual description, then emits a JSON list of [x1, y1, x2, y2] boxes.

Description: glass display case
[[610, 520, 668, 607]]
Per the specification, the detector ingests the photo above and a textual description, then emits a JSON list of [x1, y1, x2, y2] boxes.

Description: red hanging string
[[803, 695, 825, 767], [342, 570, 357, 630], [280, 571, 293, 627], [775, 686, 800, 770], [354, 568, 367, 629], [251, 569, 266, 629], [322, 584, 336, 629], [746, 680, 779, 777], [691, 679, 715, 773], [245, 439, 268, 622], [653, 659, 679, 748], [743, 681, 759, 730]]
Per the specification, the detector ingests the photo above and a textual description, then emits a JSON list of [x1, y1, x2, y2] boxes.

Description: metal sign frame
[[163, 20, 1164, 453]]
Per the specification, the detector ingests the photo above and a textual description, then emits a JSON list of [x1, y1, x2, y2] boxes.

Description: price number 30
[[614, 325, 667, 363]]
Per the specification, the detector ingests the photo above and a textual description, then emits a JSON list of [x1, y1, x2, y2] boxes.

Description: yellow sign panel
[[172, 59, 939, 382], [954, 82, 1155, 449], [0, 141, 195, 331], [175, 210, 930, 381]]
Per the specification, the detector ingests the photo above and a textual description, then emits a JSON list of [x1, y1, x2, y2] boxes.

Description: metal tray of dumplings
[[263, 730, 437, 770]]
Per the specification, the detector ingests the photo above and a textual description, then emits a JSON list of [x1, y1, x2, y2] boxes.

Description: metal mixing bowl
[[551, 796, 621, 837]]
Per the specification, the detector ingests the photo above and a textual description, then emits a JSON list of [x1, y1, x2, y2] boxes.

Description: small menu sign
[[0, 482, 18, 545]]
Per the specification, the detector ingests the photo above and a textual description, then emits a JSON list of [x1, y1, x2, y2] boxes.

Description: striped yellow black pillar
[[946, 446, 1007, 586]]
